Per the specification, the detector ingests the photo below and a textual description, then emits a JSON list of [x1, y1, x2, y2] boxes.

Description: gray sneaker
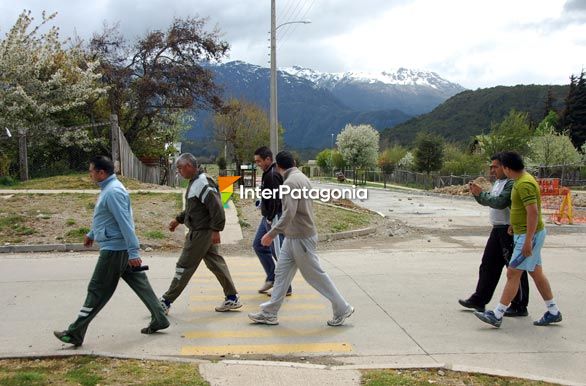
[[248, 311, 279, 325], [215, 296, 243, 312], [159, 297, 171, 315], [258, 281, 274, 293], [327, 306, 355, 326]]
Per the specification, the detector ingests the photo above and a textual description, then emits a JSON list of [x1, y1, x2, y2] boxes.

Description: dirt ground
[[0, 192, 185, 248]]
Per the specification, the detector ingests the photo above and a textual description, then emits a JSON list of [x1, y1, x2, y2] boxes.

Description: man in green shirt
[[474, 152, 562, 328]]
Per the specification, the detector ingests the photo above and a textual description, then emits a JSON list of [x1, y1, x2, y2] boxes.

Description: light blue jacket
[[87, 174, 140, 259]]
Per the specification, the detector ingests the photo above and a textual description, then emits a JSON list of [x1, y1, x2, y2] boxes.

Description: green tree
[[331, 150, 346, 170], [561, 70, 586, 148], [214, 99, 282, 171], [529, 124, 581, 167], [476, 109, 533, 157], [378, 145, 407, 174], [336, 124, 379, 169], [441, 143, 485, 175], [316, 149, 333, 173], [414, 132, 444, 174]]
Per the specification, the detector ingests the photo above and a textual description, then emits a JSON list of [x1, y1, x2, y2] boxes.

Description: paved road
[[1, 186, 586, 385]]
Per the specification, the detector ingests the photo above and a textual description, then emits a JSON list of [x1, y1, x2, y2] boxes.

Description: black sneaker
[[141, 320, 170, 334], [458, 298, 485, 312], [504, 307, 529, 317], [53, 330, 82, 347]]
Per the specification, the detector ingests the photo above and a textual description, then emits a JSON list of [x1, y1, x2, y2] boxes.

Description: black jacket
[[261, 163, 283, 221], [176, 172, 225, 232]]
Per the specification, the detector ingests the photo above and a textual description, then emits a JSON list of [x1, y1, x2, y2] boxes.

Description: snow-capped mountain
[[188, 60, 465, 150]]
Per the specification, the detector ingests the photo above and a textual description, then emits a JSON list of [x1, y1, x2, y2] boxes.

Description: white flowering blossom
[[336, 124, 379, 169]]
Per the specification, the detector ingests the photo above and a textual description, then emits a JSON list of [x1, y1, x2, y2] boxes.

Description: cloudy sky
[[1, 0, 585, 89]]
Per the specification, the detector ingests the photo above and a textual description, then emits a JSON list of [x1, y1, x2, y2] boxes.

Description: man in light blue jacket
[[54, 156, 169, 347]]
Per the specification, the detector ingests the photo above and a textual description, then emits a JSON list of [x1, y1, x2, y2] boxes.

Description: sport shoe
[[53, 330, 82, 347], [159, 297, 171, 315], [327, 306, 355, 326], [141, 319, 170, 334], [458, 298, 485, 312], [248, 311, 279, 325], [473, 310, 502, 328], [215, 296, 243, 312], [258, 281, 274, 293], [534, 311, 562, 326], [266, 289, 293, 297]]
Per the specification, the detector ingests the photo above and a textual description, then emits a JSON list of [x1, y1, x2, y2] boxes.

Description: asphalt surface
[[1, 186, 585, 385]]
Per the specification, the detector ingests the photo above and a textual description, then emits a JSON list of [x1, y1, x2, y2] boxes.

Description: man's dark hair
[[254, 146, 273, 160], [90, 156, 114, 175], [275, 151, 295, 170], [499, 151, 525, 171], [490, 153, 502, 162]]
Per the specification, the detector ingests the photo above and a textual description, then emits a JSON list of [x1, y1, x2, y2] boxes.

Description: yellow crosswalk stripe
[[186, 314, 325, 324], [180, 342, 352, 355], [190, 293, 319, 301], [190, 303, 326, 312], [183, 328, 336, 339]]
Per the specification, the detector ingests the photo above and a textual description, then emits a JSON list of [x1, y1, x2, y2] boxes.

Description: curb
[[0, 243, 157, 254], [0, 354, 579, 386], [319, 226, 377, 242]]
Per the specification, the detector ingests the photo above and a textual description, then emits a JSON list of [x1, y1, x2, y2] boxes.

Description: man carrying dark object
[[54, 156, 169, 347], [252, 146, 291, 296], [159, 153, 241, 314], [458, 153, 529, 317]]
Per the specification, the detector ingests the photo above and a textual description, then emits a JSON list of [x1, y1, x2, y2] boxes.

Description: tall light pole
[[269, 0, 310, 155]]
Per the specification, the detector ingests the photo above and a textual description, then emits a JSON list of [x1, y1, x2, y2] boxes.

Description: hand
[[521, 240, 533, 257], [469, 183, 482, 196], [128, 258, 142, 267], [169, 219, 180, 232], [83, 235, 93, 248], [507, 225, 513, 236], [212, 231, 221, 244], [261, 233, 274, 247]]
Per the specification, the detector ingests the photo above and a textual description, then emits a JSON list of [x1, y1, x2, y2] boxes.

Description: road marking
[[180, 342, 352, 355], [186, 314, 325, 324], [190, 303, 326, 312], [183, 328, 337, 339], [190, 293, 319, 301]]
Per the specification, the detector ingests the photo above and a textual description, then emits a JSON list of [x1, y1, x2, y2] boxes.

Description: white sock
[[493, 303, 508, 319], [545, 299, 560, 315]]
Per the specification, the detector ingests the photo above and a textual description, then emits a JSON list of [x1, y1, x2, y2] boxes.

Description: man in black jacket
[[253, 147, 291, 295]]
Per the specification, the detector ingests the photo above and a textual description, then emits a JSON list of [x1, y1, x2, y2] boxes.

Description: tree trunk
[[18, 128, 29, 181]]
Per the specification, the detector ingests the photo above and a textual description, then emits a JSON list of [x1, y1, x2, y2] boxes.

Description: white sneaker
[[258, 281, 274, 293], [248, 311, 279, 325], [215, 296, 243, 312], [159, 297, 171, 315], [327, 306, 354, 326]]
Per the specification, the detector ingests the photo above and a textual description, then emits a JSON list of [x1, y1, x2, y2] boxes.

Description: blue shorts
[[509, 229, 546, 272]]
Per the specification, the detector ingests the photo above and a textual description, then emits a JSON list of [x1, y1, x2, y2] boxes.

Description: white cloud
[[1, 0, 584, 89]]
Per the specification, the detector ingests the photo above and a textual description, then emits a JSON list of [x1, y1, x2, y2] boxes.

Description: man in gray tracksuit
[[159, 153, 241, 314], [248, 151, 354, 326]]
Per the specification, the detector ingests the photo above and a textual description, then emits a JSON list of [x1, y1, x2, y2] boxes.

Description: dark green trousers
[[66, 250, 168, 344], [163, 229, 237, 303]]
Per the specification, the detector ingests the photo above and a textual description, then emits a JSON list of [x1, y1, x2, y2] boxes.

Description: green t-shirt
[[510, 172, 544, 235]]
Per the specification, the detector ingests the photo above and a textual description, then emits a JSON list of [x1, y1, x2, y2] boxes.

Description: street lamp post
[[269, 0, 310, 155]]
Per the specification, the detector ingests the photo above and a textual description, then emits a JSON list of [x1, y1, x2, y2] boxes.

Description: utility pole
[[18, 128, 29, 181], [269, 0, 278, 155]]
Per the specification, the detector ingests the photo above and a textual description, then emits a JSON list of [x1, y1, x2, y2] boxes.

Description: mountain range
[[187, 61, 466, 151]]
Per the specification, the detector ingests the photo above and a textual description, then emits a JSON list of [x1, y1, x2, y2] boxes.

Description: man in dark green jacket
[[458, 153, 529, 316], [159, 153, 241, 314]]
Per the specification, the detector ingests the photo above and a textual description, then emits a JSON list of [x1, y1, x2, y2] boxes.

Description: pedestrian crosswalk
[[180, 256, 353, 356]]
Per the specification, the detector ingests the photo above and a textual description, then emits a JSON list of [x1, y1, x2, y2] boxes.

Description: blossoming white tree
[[0, 10, 105, 179]]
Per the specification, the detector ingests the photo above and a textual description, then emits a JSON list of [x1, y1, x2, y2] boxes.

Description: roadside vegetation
[[0, 356, 208, 386]]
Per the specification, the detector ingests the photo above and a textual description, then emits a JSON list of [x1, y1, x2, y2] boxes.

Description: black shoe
[[53, 330, 82, 347], [141, 320, 170, 334], [458, 298, 485, 312], [504, 307, 529, 317]]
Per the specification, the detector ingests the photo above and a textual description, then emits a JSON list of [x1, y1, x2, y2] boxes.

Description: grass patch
[[362, 369, 555, 385], [0, 356, 209, 386], [66, 219, 76, 226], [144, 230, 165, 239], [65, 227, 90, 242], [314, 203, 374, 234], [0, 172, 175, 190]]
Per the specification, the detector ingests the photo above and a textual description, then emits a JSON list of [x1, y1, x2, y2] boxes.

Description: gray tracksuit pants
[[260, 235, 349, 317]]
